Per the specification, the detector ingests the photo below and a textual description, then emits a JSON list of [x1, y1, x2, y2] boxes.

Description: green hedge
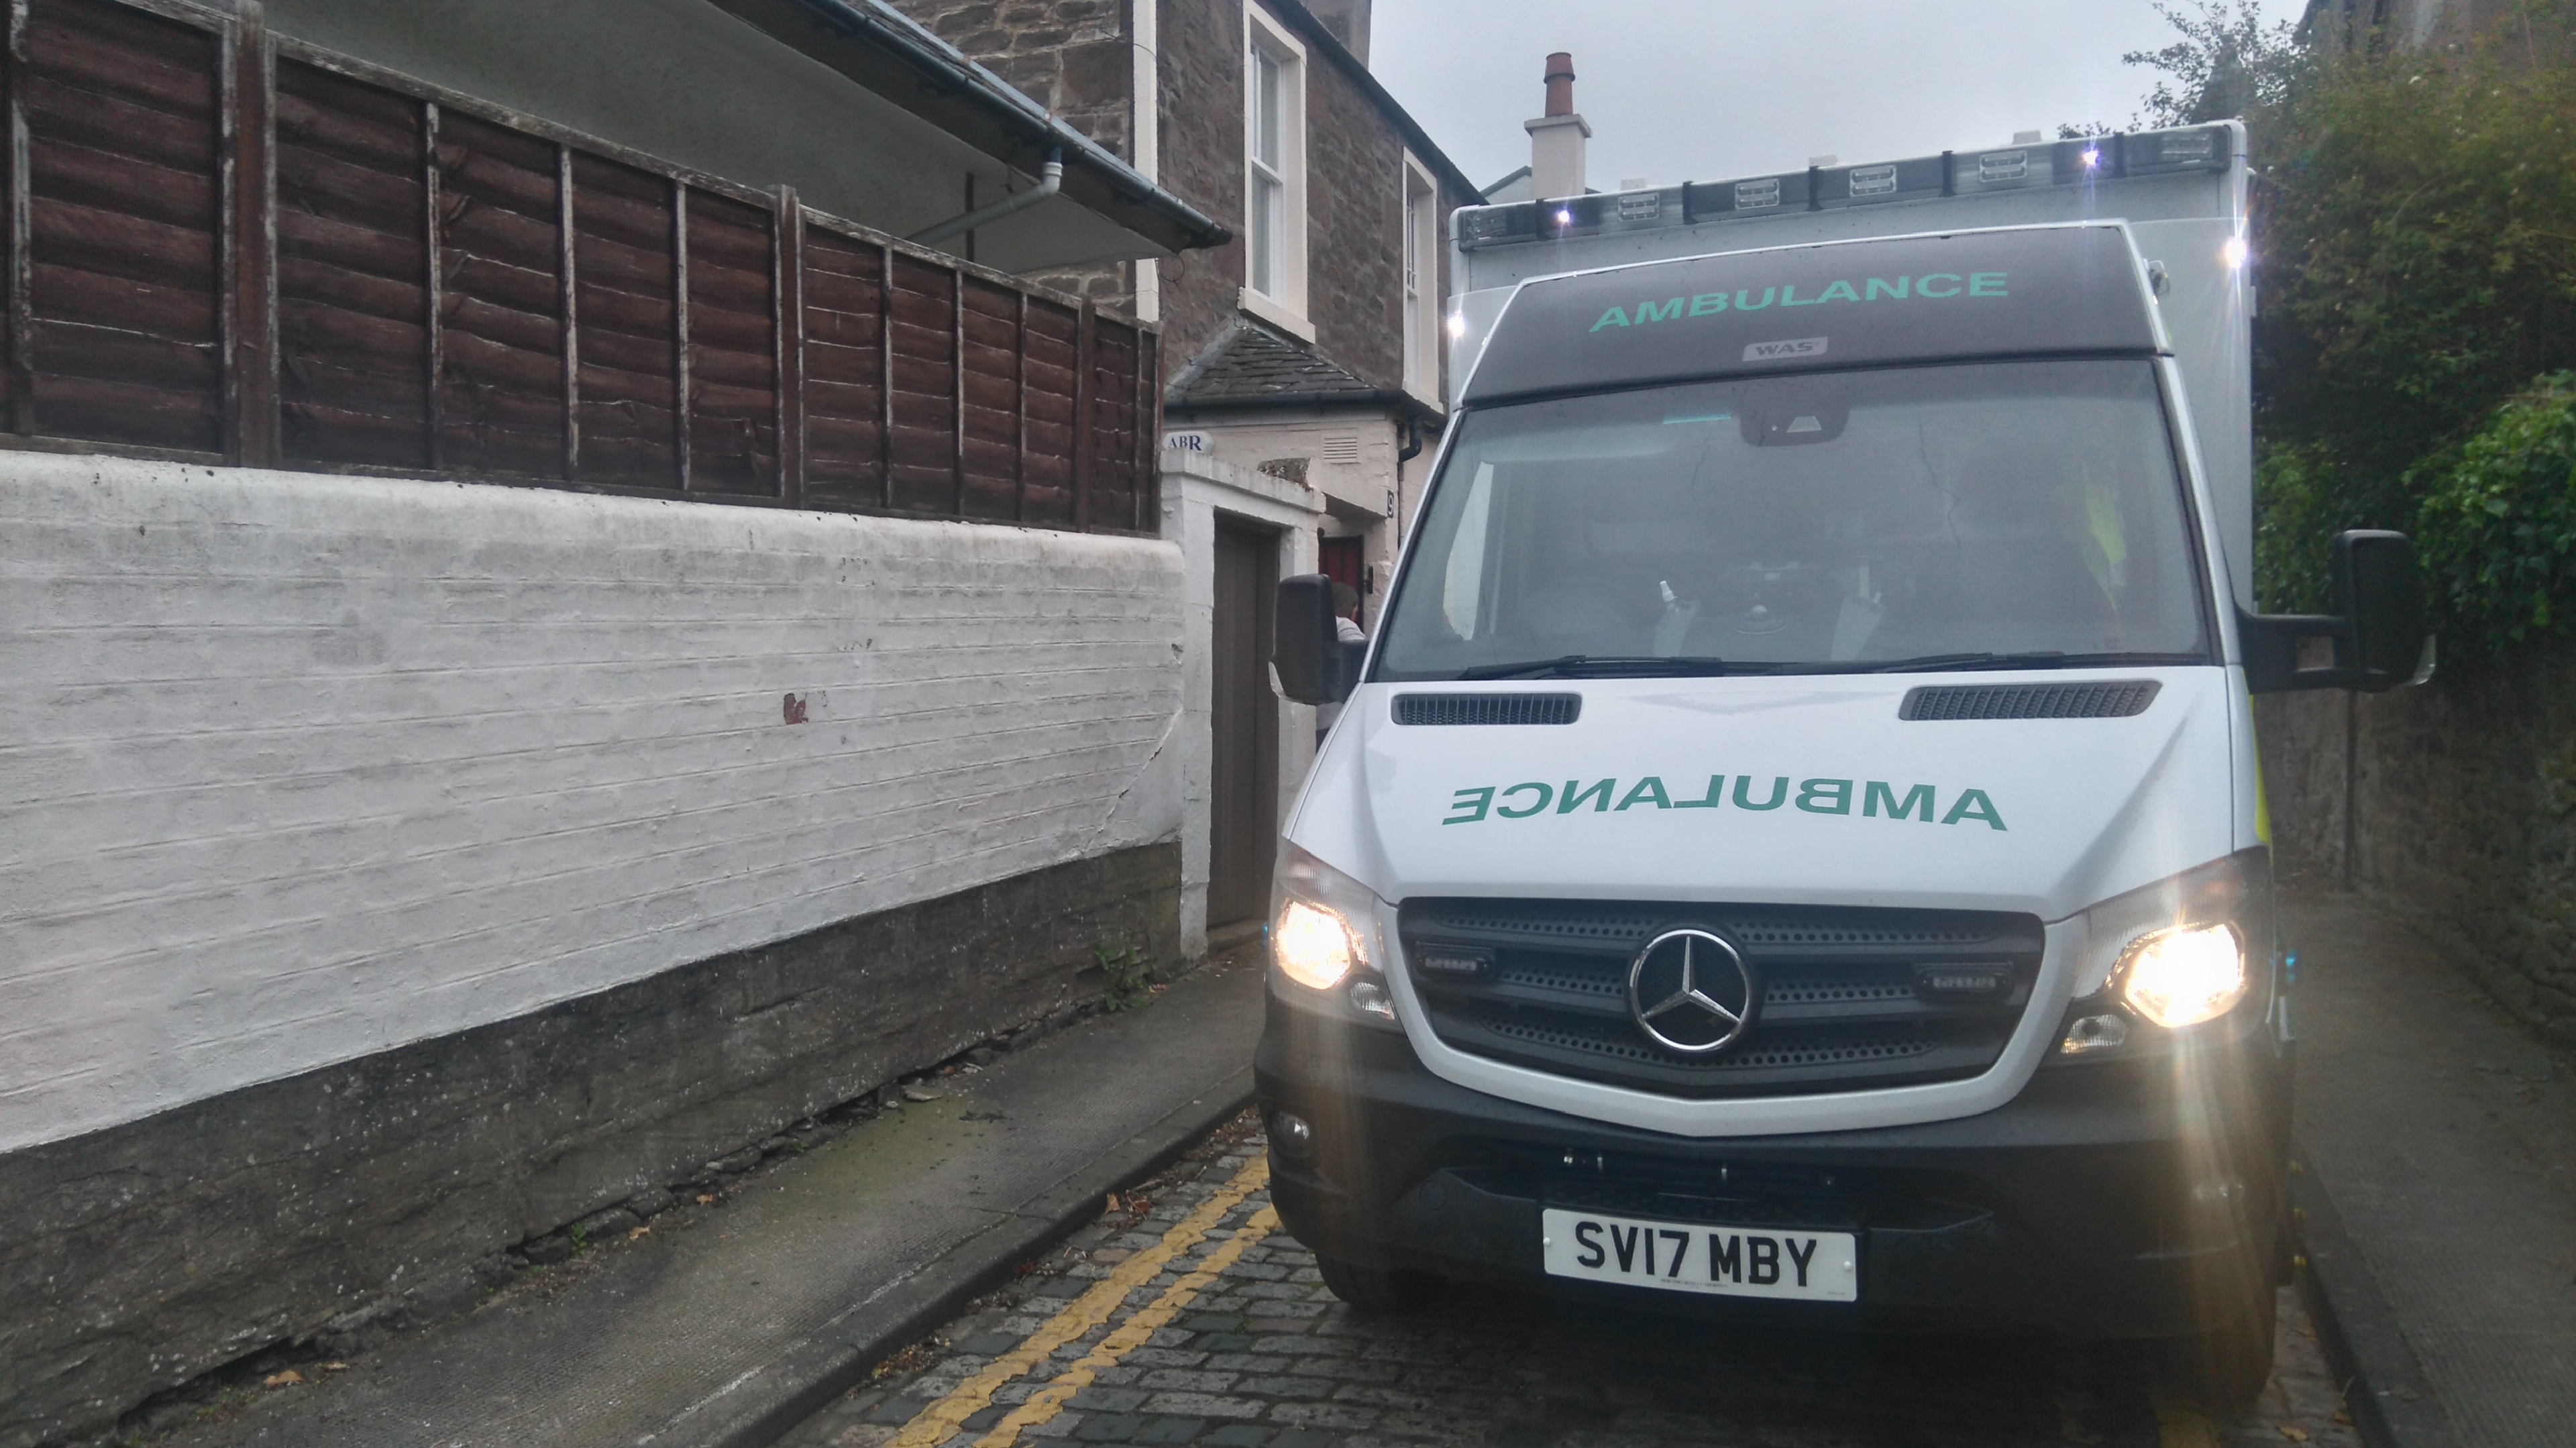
[[2253, 441, 2349, 614], [2242, 10, 2576, 653], [2257, 29, 2576, 496], [2414, 374, 2576, 651]]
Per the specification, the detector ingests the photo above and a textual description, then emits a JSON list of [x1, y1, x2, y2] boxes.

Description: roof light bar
[[1458, 124, 2235, 252]]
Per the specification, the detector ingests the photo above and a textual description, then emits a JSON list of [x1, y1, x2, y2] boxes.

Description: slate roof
[[1165, 319, 1400, 415]]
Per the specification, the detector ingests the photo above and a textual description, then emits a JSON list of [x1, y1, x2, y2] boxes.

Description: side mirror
[[2340, 530, 2430, 689], [1274, 574, 1354, 705], [2241, 530, 2432, 694]]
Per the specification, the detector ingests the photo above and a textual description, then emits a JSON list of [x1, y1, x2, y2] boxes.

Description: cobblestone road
[[781, 1113, 2360, 1448]]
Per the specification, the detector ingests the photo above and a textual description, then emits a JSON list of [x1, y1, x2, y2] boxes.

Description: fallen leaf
[[628, 1225, 651, 1240], [2280, 1429, 2310, 1443], [263, 1371, 304, 1388], [696, 1194, 716, 1205], [900, 1081, 946, 1103], [1104, 1192, 1122, 1213], [323, 1362, 350, 1372]]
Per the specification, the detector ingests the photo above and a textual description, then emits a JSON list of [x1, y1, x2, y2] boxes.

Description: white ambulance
[[1256, 124, 2428, 1408]]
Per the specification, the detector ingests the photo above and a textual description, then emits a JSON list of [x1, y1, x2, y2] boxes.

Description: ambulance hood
[[1289, 666, 2239, 924]]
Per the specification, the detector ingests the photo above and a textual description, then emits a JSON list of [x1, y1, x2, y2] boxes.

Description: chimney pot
[[1544, 52, 1575, 117]]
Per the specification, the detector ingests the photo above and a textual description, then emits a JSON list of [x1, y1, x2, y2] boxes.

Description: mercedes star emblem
[[1627, 928, 1756, 1055]]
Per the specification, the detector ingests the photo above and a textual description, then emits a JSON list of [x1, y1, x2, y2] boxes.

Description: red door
[[1318, 535, 1364, 609]]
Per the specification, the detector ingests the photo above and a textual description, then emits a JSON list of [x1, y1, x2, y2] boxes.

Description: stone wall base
[[2258, 649, 2576, 1045], [0, 842, 1179, 1448]]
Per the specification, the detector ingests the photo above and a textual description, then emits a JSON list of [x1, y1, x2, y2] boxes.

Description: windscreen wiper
[[1858, 651, 2200, 673], [1455, 654, 1742, 680]]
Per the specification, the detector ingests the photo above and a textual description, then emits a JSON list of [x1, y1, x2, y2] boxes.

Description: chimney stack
[[1525, 51, 1591, 201], [1303, 0, 1371, 66]]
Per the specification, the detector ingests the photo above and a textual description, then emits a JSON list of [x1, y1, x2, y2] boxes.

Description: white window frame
[[1240, 5, 1311, 338], [1400, 152, 1442, 405]]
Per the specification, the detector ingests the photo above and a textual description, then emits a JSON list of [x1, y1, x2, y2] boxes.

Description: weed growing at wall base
[[1095, 946, 1158, 1011]]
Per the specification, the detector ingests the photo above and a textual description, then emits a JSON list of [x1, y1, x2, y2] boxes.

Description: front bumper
[[1255, 991, 2290, 1338]]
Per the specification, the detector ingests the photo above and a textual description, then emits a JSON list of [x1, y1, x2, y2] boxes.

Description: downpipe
[[910, 148, 1063, 247]]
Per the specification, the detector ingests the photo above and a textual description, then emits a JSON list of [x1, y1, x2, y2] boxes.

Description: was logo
[[1441, 774, 2006, 830], [1743, 337, 1827, 361]]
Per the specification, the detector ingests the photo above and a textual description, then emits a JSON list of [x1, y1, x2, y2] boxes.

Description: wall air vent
[[1394, 693, 1582, 726], [1898, 681, 2161, 721]]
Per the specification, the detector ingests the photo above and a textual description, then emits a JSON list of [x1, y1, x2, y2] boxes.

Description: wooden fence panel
[[0, 0, 1159, 532], [1087, 316, 1140, 533], [883, 250, 955, 516], [274, 56, 427, 467], [800, 221, 883, 504], [683, 184, 773, 495], [16, 0, 223, 453], [435, 108, 562, 479], [1018, 296, 1078, 526], [568, 149, 675, 489], [956, 272, 1018, 521]]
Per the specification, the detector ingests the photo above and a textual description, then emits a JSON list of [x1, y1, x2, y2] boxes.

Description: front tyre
[[1311, 1251, 1440, 1314], [2180, 1281, 2278, 1416]]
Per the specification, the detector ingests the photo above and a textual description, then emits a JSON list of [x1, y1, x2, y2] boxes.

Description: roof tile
[[1165, 319, 1380, 410]]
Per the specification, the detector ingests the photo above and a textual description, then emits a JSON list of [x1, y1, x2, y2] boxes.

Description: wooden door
[[1318, 535, 1364, 600], [1209, 520, 1281, 928]]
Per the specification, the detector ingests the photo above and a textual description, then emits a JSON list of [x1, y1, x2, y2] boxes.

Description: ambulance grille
[[1393, 693, 1582, 726], [1480, 1013, 1938, 1070], [1898, 680, 2161, 720], [1401, 898, 2043, 1099]]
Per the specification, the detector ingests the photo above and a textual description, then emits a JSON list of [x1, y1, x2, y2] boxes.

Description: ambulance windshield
[[1374, 360, 2209, 680]]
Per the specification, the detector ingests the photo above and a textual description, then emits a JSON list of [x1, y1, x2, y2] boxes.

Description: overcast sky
[[1366, 0, 2308, 194]]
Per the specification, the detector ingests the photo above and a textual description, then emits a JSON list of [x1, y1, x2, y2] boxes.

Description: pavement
[[2282, 892, 2576, 1448], [150, 950, 1269, 1448], [138, 891, 2574, 1448]]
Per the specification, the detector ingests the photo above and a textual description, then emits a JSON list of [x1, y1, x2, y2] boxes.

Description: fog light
[[1348, 979, 1396, 1022], [1270, 1111, 1313, 1160], [2061, 1013, 2130, 1055], [1275, 900, 1358, 991], [2117, 922, 2248, 1028]]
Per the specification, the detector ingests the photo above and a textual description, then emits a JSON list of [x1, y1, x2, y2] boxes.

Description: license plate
[[1540, 1208, 1858, 1302]]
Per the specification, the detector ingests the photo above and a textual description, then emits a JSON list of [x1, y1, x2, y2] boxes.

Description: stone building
[[888, 0, 1481, 951], [2298, 0, 2553, 51]]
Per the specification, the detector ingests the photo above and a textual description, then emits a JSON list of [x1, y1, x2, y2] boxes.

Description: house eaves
[[711, 0, 1231, 258]]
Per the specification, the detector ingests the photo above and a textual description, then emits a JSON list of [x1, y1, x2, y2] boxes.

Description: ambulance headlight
[[2057, 852, 2275, 1057], [1275, 900, 1360, 989], [2115, 922, 2249, 1029], [1271, 843, 1382, 993]]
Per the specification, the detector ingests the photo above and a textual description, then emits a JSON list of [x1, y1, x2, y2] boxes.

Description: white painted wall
[[1159, 451, 1321, 958], [0, 454, 1184, 1153]]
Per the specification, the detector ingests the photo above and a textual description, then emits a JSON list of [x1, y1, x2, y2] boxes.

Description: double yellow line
[[890, 1153, 2228, 1448], [888, 1156, 1277, 1448]]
